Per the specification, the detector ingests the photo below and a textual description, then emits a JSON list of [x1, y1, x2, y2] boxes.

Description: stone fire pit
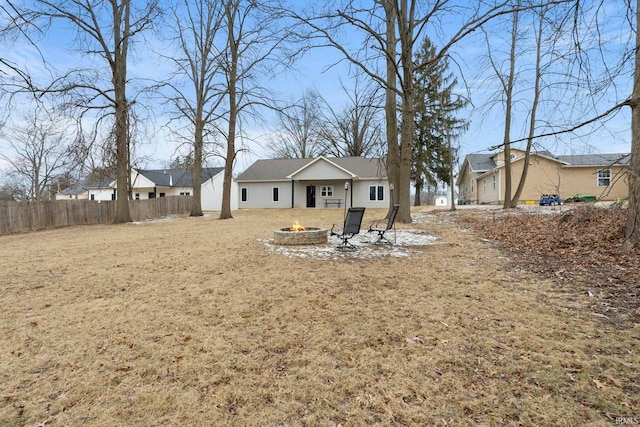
[[273, 227, 328, 246]]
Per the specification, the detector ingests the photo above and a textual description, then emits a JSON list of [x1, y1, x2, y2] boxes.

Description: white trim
[[286, 156, 357, 179]]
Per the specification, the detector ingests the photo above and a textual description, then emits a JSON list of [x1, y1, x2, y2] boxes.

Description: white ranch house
[[235, 156, 390, 209]]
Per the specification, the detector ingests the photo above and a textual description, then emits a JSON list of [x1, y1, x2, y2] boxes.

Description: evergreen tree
[[412, 37, 468, 206]]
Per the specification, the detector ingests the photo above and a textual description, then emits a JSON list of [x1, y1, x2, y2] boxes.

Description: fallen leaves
[[454, 206, 640, 327]]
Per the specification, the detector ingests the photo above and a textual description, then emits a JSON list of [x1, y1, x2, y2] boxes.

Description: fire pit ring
[[273, 227, 328, 246]]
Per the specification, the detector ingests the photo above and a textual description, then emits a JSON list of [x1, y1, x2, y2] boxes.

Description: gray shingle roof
[[138, 167, 224, 187], [57, 186, 87, 196], [464, 151, 629, 172], [236, 157, 387, 181], [466, 153, 495, 171], [556, 153, 630, 166]]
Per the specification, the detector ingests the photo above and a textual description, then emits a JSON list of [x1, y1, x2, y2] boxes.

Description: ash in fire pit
[[274, 221, 328, 246]]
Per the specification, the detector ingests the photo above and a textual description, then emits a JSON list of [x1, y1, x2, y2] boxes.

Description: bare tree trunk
[[448, 134, 456, 211], [396, 0, 414, 223], [501, 7, 518, 209], [383, 0, 400, 217], [414, 181, 422, 206], [219, 3, 237, 220], [510, 7, 544, 208], [114, 0, 132, 223], [623, 0, 640, 253], [191, 117, 204, 216]]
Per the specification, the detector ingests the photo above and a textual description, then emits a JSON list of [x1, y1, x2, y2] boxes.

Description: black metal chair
[[330, 207, 366, 251], [368, 204, 399, 245]]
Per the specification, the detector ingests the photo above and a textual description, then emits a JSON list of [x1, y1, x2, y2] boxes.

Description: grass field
[[0, 207, 637, 426]]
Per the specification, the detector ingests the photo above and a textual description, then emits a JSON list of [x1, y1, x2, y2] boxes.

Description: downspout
[[291, 180, 294, 208]]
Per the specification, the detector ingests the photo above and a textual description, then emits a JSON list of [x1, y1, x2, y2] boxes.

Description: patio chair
[[330, 207, 366, 251], [368, 204, 399, 245]]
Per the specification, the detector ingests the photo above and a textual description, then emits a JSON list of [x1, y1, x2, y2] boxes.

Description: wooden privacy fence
[[0, 196, 193, 235]]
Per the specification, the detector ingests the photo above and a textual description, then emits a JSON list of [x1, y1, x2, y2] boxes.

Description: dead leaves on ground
[[453, 206, 640, 327]]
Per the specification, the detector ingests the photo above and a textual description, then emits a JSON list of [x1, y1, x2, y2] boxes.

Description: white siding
[[89, 188, 115, 201], [202, 173, 238, 211], [291, 160, 353, 181], [239, 181, 291, 209]]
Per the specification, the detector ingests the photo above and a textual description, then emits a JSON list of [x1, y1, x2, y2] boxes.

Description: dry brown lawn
[[1, 207, 638, 426]]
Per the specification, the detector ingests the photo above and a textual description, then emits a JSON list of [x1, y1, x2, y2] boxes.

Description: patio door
[[306, 185, 316, 208]]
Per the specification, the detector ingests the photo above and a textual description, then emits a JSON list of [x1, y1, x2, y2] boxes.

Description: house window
[[483, 180, 486, 193], [321, 186, 333, 197], [369, 185, 384, 201], [180, 192, 190, 196], [273, 187, 279, 202], [241, 187, 247, 202], [135, 193, 140, 200], [492, 175, 496, 190], [90, 194, 95, 201], [159, 193, 165, 198], [148, 192, 156, 199], [597, 169, 611, 187]]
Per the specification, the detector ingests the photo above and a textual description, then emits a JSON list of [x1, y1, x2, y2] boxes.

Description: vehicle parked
[[539, 194, 561, 206]]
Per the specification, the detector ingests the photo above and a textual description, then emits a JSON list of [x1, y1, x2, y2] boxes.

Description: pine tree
[[412, 37, 468, 206]]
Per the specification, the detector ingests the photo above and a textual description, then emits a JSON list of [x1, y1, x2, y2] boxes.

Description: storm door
[[306, 185, 316, 208]]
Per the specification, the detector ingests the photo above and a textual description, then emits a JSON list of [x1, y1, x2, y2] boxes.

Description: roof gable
[[287, 156, 354, 179], [466, 154, 496, 171]]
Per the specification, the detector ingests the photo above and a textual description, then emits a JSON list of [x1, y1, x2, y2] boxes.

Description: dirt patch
[[0, 207, 638, 426]]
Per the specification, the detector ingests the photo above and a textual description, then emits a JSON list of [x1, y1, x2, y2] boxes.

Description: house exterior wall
[[55, 191, 89, 200], [239, 181, 292, 209], [201, 174, 237, 211], [458, 165, 482, 204], [558, 166, 628, 201], [476, 171, 501, 204], [88, 188, 115, 201], [237, 179, 390, 209], [507, 156, 563, 202], [352, 179, 389, 208]]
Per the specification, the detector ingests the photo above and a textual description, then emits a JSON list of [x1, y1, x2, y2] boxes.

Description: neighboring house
[[85, 178, 117, 201], [55, 186, 89, 200], [457, 149, 630, 205], [128, 167, 235, 211], [235, 156, 389, 209], [56, 167, 236, 211]]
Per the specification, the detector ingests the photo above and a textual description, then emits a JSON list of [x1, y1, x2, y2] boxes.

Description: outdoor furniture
[[323, 199, 343, 208], [368, 204, 399, 245], [330, 207, 366, 251]]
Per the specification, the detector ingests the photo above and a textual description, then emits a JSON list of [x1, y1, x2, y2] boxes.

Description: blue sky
[[1, 0, 634, 174]]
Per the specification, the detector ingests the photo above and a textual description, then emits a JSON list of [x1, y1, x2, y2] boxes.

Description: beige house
[[456, 149, 630, 205]]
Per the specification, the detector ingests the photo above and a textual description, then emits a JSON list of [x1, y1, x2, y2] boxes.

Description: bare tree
[[317, 76, 385, 157], [291, 1, 570, 223], [267, 90, 324, 159], [162, 0, 225, 216], [217, 0, 295, 219], [6, 0, 161, 223], [624, 0, 640, 252], [0, 107, 79, 203]]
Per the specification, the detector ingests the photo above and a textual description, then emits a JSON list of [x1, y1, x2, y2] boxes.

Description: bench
[[324, 199, 343, 208]]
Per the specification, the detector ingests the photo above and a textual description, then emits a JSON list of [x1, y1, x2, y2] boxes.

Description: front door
[[306, 185, 316, 208]]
